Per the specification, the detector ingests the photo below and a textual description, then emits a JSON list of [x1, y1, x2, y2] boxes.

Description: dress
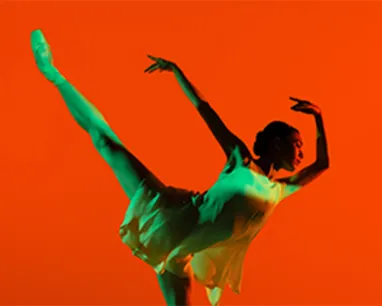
[[119, 156, 300, 304]]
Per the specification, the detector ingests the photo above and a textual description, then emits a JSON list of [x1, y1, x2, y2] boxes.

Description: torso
[[202, 152, 285, 214], [194, 147, 290, 243]]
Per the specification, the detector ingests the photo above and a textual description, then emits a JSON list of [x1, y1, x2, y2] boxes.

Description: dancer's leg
[[160, 213, 234, 306], [31, 29, 164, 198], [157, 270, 192, 306]]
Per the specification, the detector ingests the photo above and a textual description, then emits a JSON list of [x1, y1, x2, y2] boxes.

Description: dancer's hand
[[144, 55, 175, 73], [290, 97, 321, 116]]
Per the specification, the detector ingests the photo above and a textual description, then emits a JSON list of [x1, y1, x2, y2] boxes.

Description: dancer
[[31, 29, 329, 306]]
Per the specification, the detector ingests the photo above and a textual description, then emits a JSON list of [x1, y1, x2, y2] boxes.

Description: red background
[[1, 1, 381, 305]]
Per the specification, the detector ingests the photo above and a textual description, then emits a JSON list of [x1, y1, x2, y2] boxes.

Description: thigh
[[178, 221, 233, 255], [165, 214, 234, 276], [91, 130, 164, 198], [180, 201, 238, 254]]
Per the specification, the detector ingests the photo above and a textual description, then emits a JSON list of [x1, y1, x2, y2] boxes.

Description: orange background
[[1, 1, 382, 305]]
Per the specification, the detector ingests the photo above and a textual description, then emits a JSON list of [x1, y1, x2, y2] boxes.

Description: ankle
[[43, 66, 66, 86], [52, 72, 67, 86]]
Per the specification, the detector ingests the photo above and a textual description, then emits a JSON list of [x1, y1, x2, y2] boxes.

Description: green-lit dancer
[[31, 29, 329, 306]]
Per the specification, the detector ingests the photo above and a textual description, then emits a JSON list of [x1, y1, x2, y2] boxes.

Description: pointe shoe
[[31, 29, 66, 85]]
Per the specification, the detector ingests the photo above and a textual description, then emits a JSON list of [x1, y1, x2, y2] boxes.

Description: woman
[[31, 29, 329, 306]]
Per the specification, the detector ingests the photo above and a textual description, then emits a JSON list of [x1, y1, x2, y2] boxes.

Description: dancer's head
[[253, 121, 304, 172]]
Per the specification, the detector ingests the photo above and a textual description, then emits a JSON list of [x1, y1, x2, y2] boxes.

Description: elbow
[[323, 155, 330, 169], [196, 99, 208, 109], [317, 158, 330, 170], [325, 160, 330, 169]]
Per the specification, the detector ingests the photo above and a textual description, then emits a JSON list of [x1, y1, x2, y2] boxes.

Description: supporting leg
[[157, 270, 192, 306]]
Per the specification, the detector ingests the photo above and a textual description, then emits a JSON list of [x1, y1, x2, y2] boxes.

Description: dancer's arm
[[173, 66, 251, 159], [278, 99, 329, 197], [145, 56, 251, 160]]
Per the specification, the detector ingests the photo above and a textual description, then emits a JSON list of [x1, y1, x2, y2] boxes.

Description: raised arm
[[145, 55, 251, 161], [172, 65, 249, 159], [278, 98, 329, 197]]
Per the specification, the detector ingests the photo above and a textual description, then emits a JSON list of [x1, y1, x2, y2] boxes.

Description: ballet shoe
[[31, 29, 66, 85]]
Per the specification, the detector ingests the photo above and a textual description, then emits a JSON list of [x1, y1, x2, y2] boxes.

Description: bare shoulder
[[275, 178, 302, 201], [222, 146, 252, 173]]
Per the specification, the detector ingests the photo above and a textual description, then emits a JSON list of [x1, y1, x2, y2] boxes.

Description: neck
[[253, 157, 279, 179]]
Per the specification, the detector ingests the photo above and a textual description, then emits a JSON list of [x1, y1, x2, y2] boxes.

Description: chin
[[279, 160, 298, 172]]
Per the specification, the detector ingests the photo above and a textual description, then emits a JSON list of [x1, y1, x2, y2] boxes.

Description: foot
[[31, 29, 66, 85]]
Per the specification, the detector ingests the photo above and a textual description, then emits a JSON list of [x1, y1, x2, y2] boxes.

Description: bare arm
[[278, 101, 329, 195], [145, 55, 251, 161], [171, 63, 251, 160]]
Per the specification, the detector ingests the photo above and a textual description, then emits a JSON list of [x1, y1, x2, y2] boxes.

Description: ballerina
[[31, 29, 329, 306]]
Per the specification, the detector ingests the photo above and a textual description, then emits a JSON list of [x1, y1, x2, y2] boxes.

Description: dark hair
[[253, 121, 298, 157]]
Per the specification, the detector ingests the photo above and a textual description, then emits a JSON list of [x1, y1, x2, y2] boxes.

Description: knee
[[191, 253, 216, 285], [166, 250, 193, 277], [119, 221, 141, 252]]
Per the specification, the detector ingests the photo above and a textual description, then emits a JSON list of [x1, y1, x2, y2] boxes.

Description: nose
[[298, 151, 304, 159]]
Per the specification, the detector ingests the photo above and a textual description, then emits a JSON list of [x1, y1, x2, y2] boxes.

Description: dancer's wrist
[[169, 62, 178, 72]]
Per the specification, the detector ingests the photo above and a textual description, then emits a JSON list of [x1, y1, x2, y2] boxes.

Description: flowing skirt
[[119, 180, 261, 298]]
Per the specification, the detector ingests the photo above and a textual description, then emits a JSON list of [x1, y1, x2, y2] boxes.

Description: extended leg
[[31, 29, 164, 198]]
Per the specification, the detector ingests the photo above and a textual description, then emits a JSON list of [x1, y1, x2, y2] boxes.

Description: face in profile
[[279, 131, 304, 172]]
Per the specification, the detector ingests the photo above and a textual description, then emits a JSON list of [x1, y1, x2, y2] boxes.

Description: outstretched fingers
[[145, 55, 165, 73], [145, 55, 171, 73], [290, 96, 310, 110], [147, 54, 158, 61], [289, 97, 306, 103], [144, 63, 160, 73]]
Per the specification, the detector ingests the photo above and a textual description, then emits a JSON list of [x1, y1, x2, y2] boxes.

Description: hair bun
[[253, 130, 266, 156]]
